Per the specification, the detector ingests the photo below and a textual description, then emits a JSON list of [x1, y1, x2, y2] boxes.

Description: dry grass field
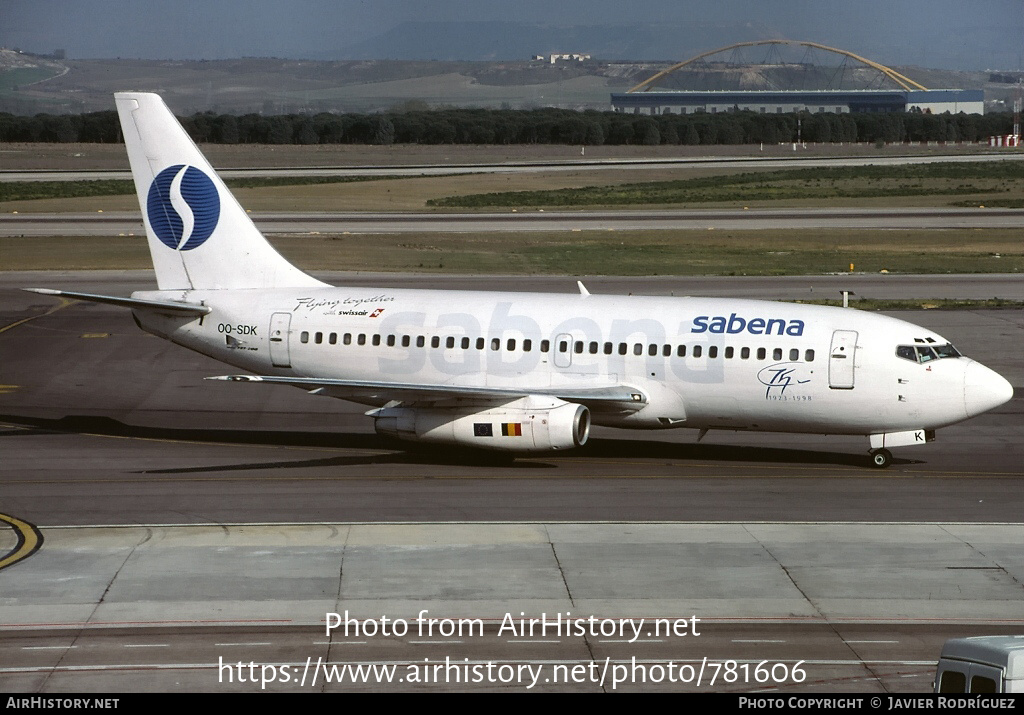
[[2, 142, 1022, 276]]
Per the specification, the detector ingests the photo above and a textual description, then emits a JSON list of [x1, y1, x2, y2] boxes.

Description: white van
[[934, 636, 1024, 693]]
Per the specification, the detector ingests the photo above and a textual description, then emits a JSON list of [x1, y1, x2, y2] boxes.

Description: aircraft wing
[[23, 288, 211, 316], [206, 374, 647, 411]]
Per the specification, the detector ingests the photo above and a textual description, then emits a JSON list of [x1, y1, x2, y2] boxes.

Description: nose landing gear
[[870, 448, 893, 469]]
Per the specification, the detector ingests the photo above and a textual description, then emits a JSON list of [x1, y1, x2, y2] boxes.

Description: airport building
[[611, 89, 984, 115], [613, 40, 984, 116]]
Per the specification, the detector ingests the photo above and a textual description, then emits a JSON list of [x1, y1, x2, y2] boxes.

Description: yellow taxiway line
[[0, 512, 43, 571]]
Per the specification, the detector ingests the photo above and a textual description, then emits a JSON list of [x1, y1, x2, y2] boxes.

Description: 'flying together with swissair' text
[[27, 93, 1014, 468]]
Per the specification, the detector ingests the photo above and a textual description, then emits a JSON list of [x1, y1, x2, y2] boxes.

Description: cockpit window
[[896, 343, 961, 364]]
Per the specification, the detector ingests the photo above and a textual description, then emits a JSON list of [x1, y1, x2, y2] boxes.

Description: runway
[[1, 272, 1022, 692], [4, 207, 1024, 237], [4, 150, 1024, 183]]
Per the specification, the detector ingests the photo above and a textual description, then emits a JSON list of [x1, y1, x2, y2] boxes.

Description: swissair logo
[[369, 309, 385, 318]]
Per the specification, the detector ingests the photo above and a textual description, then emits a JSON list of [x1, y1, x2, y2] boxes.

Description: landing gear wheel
[[871, 449, 893, 469]]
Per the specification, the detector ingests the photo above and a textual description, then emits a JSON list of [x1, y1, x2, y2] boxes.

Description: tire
[[871, 449, 892, 469]]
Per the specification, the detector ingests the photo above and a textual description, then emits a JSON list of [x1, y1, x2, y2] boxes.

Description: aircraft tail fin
[[114, 92, 326, 291]]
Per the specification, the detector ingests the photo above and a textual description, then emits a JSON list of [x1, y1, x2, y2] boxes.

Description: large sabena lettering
[[376, 310, 427, 375], [692, 313, 804, 337]]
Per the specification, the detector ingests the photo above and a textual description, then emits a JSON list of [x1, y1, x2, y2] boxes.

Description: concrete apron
[[1, 522, 1022, 629]]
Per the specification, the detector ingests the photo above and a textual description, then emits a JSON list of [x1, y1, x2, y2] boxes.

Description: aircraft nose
[[963, 361, 1014, 417]]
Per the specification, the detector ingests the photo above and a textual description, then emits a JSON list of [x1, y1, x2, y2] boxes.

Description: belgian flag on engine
[[501, 423, 522, 436]]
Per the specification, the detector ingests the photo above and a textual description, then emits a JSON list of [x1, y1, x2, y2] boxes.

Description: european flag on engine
[[474, 423, 493, 437]]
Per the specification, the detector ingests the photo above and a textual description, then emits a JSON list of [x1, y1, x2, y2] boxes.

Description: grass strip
[[4, 229, 1023, 276], [427, 161, 1024, 208], [0, 174, 405, 203]]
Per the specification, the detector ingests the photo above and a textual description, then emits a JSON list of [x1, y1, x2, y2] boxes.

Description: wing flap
[[206, 374, 647, 410]]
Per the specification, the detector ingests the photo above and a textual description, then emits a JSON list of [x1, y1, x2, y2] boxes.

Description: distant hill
[[0, 49, 70, 114], [0, 49, 1007, 116], [0, 54, 648, 114]]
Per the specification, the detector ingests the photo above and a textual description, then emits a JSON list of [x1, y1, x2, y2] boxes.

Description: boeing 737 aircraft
[[27, 92, 1014, 467]]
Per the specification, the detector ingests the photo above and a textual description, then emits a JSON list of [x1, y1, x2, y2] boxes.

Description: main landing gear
[[870, 448, 893, 469]]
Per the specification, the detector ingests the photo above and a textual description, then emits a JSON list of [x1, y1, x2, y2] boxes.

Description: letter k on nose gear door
[[829, 330, 858, 389], [269, 312, 292, 368]]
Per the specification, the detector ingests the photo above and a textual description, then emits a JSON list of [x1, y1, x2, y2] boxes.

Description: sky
[[1, 0, 1022, 70]]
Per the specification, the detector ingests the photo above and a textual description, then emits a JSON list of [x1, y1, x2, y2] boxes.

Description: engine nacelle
[[371, 396, 590, 452]]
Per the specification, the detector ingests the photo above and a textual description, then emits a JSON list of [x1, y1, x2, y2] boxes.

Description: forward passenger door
[[828, 330, 858, 389]]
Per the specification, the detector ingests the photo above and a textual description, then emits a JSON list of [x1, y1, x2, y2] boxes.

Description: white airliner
[[27, 92, 1014, 468]]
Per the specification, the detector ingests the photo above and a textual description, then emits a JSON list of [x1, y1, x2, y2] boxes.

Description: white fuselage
[[132, 285, 1003, 437]]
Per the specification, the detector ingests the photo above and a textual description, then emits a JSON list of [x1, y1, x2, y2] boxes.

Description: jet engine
[[371, 396, 590, 452]]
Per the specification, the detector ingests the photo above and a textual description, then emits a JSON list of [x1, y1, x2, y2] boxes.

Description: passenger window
[[709, 346, 718, 358], [541, 340, 550, 352], [574, 341, 583, 354], [431, 336, 440, 348], [663, 345, 671, 357], [417, 336, 425, 348], [387, 335, 396, 347], [677, 345, 686, 357], [648, 344, 658, 356], [343, 333, 352, 345], [300, 331, 309, 344], [693, 345, 703, 358], [741, 347, 750, 359], [618, 343, 627, 355], [633, 344, 642, 356], [523, 339, 532, 352], [315, 332, 323, 344], [589, 341, 598, 354], [446, 336, 455, 349], [491, 338, 500, 351], [461, 337, 470, 349], [559, 340, 568, 353], [805, 349, 814, 362], [329, 333, 337, 345], [401, 335, 410, 348], [508, 339, 516, 351], [358, 334, 366, 346], [790, 348, 799, 361], [757, 348, 766, 360], [476, 338, 484, 350], [724, 347, 734, 359], [372, 334, 381, 346], [604, 342, 613, 355], [773, 348, 782, 361]]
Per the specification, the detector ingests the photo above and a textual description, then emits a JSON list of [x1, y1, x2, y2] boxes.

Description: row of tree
[[0, 107, 1015, 146]]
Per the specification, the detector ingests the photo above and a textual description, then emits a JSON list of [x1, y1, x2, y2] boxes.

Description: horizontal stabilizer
[[24, 288, 211, 316], [206, 374, 647, 409]]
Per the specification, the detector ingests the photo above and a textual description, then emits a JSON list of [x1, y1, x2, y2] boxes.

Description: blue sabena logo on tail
[[146, 165, 220, 251]]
